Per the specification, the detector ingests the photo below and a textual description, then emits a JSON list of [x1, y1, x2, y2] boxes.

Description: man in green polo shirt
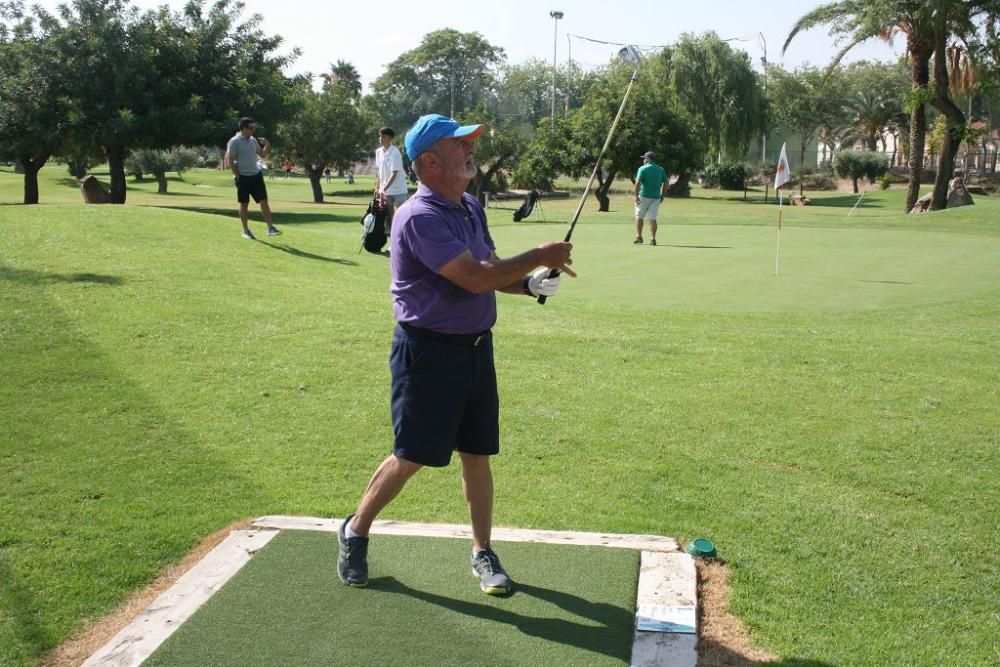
[[634, 151, 668, 246]]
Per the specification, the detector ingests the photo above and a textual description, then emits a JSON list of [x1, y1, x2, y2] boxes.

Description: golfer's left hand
[[526, 267, 561, 298]]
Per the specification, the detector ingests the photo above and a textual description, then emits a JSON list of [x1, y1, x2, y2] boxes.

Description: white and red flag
[[774, 143, 791, 190]]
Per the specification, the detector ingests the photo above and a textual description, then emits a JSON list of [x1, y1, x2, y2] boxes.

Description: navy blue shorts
[[390, 324, 499, 467]]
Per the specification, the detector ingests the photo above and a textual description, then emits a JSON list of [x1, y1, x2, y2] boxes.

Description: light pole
[[549, 10, 563, 128], [758, 32, 767, 164]]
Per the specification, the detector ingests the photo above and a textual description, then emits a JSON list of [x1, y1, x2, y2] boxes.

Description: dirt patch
[[696, 559, 778, 666], [41, 519, 254, 667]]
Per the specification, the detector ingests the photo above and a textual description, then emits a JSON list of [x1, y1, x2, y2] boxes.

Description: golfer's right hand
[[233, 175, 239, 187], [537, 241, 575, 277]]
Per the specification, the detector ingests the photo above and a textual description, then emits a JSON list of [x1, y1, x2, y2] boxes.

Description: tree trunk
[[852, 177, 859, 194], [69, 159, 88, 179], [307, 165, 324, 203], [929, 25, 964, 211], [474, 164, 505, 206], [106, 144, 127, 204], [667, 172, 691, 197], [799, 137, 808, 196], [905, 39, 932, 213], [153, 171, 167, 194], [592, 167, 617, 212], [19, 154, 48, 205]]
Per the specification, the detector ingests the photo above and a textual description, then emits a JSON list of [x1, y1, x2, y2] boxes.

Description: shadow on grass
[[796, 194, 883, 209], [698, 639, 836, 667], [369, 577, 632, 663], [0, 265, 124, 286], [257, 241, 359, 265], [155, 206, 359, 225], [659, 244, 733, 249]]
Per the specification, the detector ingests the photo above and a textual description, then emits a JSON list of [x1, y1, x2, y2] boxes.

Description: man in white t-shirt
[[374, 127, 409, 232]]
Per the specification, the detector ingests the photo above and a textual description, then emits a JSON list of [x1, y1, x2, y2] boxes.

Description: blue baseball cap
[[405, 114, 484, 160]]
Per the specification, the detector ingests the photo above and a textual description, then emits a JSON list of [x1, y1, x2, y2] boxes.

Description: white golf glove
[[526, 267, 561, 298]]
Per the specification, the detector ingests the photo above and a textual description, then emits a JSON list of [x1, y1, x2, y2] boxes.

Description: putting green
[[143, 532, 638, 666], [493, 224, 1000, 313]]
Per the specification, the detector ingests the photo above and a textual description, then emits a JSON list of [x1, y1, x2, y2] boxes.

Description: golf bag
[[359, 197, 388, 254], [512, 190, 540, 222]]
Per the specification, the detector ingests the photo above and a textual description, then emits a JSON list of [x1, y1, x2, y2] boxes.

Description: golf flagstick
[[772, 143, 791, 278], [775, 192, 782, 276], [538, 46, 642, 305]]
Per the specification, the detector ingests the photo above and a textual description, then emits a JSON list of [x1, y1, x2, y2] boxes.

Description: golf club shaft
[[538, 72, 639, 304]]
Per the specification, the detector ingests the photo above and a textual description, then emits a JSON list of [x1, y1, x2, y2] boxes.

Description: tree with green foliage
[[455, 108, 526, 204], [370, 29, 505, 130], [0, 1, 67, 204], [834, 148, 889, 192], [838, 88, 902, 151], [925, 2, 1000, 209], [29, 0, 301, 204], [564, 54, 704, 211], [510, 121, 579, 191], [279, 75, 370, 203], [662, 32, 766, 163], [322, 59, 362, 100], [497, 59, 588, 130], [784, 0, 936, 212], [767, 64, 848, 182], [125, 147, 199, 194]]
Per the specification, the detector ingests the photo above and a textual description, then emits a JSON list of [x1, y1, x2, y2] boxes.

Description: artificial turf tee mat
[[142, 530, 640, 666]]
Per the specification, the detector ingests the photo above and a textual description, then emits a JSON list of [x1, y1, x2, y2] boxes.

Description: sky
[[31, 0, 906, 90]]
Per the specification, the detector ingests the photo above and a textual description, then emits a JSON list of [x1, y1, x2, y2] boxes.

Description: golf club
[[538, 45, 642, 304]]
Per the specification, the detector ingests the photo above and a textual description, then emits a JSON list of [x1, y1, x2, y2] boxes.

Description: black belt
[[399, 322, 491, 346]]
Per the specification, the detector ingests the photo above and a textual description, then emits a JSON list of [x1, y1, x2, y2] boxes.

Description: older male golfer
[[337, 114, 575, 595]]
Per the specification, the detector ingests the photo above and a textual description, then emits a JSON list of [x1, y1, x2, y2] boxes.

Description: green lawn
[[1, 165, 998, 666]]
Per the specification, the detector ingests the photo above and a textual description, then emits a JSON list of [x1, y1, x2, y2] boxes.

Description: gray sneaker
[[471, 545, 512, 595], [337, 514, 369, 587]]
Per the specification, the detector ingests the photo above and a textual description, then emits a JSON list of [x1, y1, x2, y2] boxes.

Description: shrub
[[878, 172, 893, 190], [833, 150, 889, 193], [702, 162, 749, 190], [801, 172, 837, 191]]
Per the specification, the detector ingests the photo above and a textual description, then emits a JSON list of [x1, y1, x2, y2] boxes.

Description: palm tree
[[322, 59, 362, 99], [783, 1, 936, 213], [838, 89, 901, 151], [925, 2, 998, 209]]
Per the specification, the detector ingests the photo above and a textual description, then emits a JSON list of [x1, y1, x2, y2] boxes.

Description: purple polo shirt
[[390, 183, 497, 334]]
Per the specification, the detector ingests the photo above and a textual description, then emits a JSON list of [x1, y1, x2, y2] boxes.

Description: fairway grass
[[1, 166, 999, 666]]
